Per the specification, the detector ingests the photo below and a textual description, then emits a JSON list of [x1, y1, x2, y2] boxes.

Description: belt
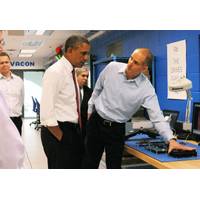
[[10, 116, 22, 120], [58, 121, 80, 129], [95, 112, 124, 127]]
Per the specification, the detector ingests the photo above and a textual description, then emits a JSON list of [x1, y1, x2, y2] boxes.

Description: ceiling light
[[24, 30, 37, 35], [18, 54, 33, 58], [36, 30, 46, 35], [44, 30, 54, 36], [23, 40, 43, 47], [20, 49, 36, 54]]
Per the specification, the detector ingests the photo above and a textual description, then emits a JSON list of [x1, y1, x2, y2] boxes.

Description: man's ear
[[67, 47, 73, 54], [142, 65, 148, 72], [142, 65, 150, 79]]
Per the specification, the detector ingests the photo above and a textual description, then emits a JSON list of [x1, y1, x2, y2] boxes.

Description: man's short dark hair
[[64, 35, 89, 52], [0, 52, 10, 60]]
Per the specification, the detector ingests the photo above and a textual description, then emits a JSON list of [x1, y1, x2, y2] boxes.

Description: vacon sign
[[11, 61, 35, 67]]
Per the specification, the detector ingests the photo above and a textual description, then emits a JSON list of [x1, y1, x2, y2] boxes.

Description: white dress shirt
[[40, 56, 80, 126], [0, 73, 24, 117], [0, 92, 24, 168]]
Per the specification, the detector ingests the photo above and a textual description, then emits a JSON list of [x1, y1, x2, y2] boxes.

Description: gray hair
[[75, 66, 89, 76]]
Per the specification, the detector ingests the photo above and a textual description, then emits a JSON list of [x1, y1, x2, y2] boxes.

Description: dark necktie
[[72, 69, 82, 128], [80, 88, 83, 104]]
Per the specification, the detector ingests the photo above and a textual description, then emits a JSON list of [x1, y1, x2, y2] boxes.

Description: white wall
[[24, 71, 44, 118]]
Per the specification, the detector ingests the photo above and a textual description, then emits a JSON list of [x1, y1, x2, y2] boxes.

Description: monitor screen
[[192, 102, 200, 135], [162, 110, 179, 129]]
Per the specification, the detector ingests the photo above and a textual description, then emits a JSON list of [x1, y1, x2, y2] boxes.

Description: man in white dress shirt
[[40, 35, 90, 168], [0, 30, 24, 168], [0, 52, 24, 135]]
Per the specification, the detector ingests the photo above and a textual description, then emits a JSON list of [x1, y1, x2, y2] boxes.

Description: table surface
[[124, 137, 200, 169]]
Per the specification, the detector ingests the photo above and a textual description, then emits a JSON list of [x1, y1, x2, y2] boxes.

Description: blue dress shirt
[[88, 61, 174, 141]]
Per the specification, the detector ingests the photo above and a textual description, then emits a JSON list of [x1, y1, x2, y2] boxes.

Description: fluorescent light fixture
[[36, 30, 46, 35], [24, 30, 37, 35], [44, 30, 54, 36], [20, 49, 36, 54], [18, 54, 33, 57], [23, 40, 43, 47]]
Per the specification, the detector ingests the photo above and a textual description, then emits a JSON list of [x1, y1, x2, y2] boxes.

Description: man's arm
[[40, 69, 60, 127], [143, 91, 196, 152], [87, 63, 109, 118]]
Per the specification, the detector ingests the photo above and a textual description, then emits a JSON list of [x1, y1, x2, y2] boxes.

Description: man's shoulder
[[106, 61, 126, 72], [46, 58, 72, 74], [12, 73, 23, 82], [83, 85, 93, 93], [108, 61, 126, 67], [46, 59, 67, 75]]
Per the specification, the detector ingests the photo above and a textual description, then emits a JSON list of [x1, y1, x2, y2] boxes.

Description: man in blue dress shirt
[[83, 48, 195, 169]]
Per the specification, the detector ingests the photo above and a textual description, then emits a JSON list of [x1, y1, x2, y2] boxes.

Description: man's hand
[[47, 126, 63, 141], [168, 139, 196, 154], [87, 113, 92, 120]]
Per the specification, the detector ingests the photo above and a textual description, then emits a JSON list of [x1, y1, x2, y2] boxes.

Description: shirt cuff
[[41, 118, 58, 127], [88, 105, 94, 114]]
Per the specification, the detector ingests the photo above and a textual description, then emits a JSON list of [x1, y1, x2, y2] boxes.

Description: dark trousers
[[82, 112, 125, 169], [41, 121, 84, 169], [10, 116, 23, 135]]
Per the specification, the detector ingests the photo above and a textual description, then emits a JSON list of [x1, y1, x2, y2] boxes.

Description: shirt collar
[[118, 65, 146, 87], [0, 72, 13, 80], [60, 56, 74, 73]]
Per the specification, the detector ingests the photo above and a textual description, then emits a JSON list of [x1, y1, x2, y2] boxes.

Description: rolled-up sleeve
[[143, 92, 174, 141], [40, 69, 60, 126]]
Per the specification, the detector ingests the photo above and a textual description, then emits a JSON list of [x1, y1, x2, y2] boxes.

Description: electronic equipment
[[125, 109, 179, 141], [169, 149, 197, 158], [162, 109, 179, 130], [177, 102, 200, 142], [192, 102, 200, 135], [126, 134, 197, 158], [139, 141, 168, 154], [125, 129, 159, 141], [177, 132, 200, 142]]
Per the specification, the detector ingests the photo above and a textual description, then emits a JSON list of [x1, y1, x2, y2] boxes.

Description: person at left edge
[[0, 30, 24, 168], [40, 35, 90, 169], [0, 52, 24, 135]]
